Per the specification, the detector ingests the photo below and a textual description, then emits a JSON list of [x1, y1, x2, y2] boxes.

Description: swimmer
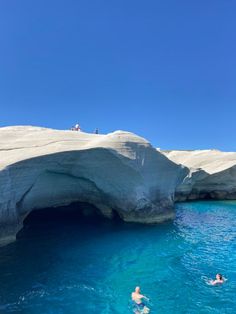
[[131, 287, 150, 314], [210, 273, 225, 285]]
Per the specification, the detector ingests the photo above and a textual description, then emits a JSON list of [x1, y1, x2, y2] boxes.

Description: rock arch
[[0, 127, 181, 245]]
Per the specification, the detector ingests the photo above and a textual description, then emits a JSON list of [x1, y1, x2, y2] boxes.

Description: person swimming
[[131, 287, 150, 314], [210, 273, 225, 285]]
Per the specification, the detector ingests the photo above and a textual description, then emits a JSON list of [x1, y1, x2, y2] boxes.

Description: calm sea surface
[[0, 201, 235, 314]]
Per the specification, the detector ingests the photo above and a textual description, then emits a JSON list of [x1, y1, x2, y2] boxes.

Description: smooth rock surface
[[164, 150, 236, 201], [0, 126, 181, 245]]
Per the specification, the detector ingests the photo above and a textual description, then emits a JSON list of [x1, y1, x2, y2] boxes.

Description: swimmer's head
[[135, 286, 140, 293], [216, 274, 223, 280]]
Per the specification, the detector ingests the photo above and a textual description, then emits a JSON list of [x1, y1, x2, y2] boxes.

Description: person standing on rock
[[75, 124, 81, 131]]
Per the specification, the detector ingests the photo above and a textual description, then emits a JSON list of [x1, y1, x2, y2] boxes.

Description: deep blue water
[[0, 201, 235, 314]]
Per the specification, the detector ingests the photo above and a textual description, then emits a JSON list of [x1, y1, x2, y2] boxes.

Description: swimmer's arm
[[210, 280, 222, 285], [141, 294, 149, 301]]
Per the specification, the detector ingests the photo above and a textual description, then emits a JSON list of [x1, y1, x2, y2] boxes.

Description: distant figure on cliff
[[94, 128, 99, 134], [75, 124, 81, 131], [210, 273, 225, 285], [71, 124, 81, 131], [131, 287, 150, 313]]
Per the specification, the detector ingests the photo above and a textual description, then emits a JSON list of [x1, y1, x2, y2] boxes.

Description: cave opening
[[18, 202, 122, 241]]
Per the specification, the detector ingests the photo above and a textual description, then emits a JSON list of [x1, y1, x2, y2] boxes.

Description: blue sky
[[0, 0, 235, 150]]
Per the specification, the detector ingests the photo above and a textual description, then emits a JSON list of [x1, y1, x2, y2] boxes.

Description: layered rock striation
[[0, 126, 182, 245]]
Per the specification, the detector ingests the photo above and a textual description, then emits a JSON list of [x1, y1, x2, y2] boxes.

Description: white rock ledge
[[0, 126, 181, 246], [164, 150, 236, 201]]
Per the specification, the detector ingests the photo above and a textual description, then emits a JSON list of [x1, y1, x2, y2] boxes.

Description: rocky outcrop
[[0, 126, 182, 245], [164, 150, 236, 201]]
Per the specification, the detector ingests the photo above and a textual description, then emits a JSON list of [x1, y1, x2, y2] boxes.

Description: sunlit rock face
[[164, 150, 236, 201], [0, 126, 181, 245]]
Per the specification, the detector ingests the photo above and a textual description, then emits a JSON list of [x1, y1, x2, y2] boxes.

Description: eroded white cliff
[[0, 126, 181, 245], [164, 150, 236, 201]]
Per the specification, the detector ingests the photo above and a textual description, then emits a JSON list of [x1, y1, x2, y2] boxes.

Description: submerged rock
[[164, 150, 236, 201], [0, 126, 181, 245]]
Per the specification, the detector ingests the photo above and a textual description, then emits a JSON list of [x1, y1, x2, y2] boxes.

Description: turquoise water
[[0, 201, 235, 314]]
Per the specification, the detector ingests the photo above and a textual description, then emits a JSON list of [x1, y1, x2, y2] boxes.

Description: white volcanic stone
[[0, 126, 181, 245], [164, 150, 236, 201]]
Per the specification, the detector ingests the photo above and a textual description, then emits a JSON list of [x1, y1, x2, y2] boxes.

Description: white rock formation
[[164, 150, 236, 201], [0, 126, 182, 245]]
